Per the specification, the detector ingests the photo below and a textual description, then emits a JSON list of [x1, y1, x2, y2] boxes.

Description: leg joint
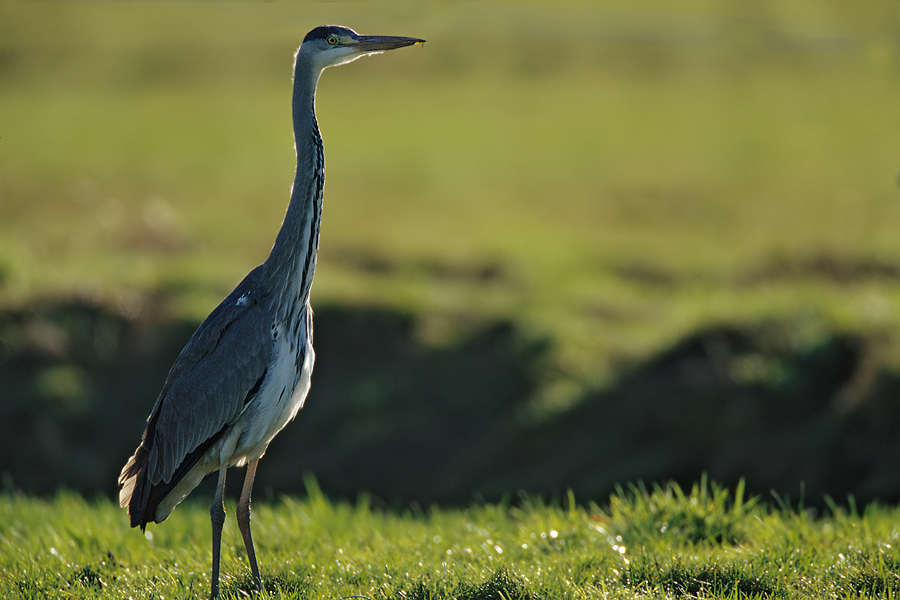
[[236, 502, 251, 524], [210, 501, 226, 527]]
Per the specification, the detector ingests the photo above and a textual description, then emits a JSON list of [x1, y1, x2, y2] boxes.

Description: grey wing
[[146, 294, 272, 486], [119, 266, 275, 529]]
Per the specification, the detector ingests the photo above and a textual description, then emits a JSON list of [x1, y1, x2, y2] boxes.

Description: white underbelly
[[152, 323, 314, 522], [233, 327, 314, 463]]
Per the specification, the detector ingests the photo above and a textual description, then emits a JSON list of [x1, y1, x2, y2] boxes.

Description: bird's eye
[[326, 36, 338, 46]]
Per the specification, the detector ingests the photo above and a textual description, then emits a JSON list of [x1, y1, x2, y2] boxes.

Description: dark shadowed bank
[[1, 296, 898, 507]]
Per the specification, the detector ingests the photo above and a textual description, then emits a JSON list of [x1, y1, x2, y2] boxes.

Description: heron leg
[[237, 458, 262, 591], [210, 463, 228, 599]]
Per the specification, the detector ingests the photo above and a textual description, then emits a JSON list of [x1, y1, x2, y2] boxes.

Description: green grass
[[3, 479, 900, 599]]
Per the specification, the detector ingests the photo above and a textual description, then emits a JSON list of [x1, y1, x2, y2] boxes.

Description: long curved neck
[[263, 52, 325, 323]]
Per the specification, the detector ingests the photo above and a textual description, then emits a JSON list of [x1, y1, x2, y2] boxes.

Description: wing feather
[[119, 265, 274, 527]]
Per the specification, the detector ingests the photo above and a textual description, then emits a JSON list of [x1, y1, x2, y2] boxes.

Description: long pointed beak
[[351, 35, 425, 53]]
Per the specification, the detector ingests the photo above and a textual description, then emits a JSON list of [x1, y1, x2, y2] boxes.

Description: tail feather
[[119, 422, 231, 531], [118, 441, 154, 530]]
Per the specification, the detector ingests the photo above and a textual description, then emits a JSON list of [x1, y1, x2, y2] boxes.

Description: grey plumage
[[120, 267, 274, 525], [118, 25, 423, 599]]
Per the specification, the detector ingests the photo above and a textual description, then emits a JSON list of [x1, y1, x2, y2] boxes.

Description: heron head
[[300, 25, 424, 71]]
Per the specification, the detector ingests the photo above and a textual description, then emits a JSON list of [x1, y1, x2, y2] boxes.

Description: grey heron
[[118, 25, 423, 598]]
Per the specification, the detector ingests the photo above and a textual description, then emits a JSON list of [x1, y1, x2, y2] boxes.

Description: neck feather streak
[[263, 59, 324, 325]]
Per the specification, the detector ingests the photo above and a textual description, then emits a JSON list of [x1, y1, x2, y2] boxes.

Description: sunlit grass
[[3, 480, 900, 599]]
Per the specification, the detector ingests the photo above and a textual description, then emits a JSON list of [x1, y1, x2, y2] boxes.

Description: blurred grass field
[[2, 0, 900, 394]]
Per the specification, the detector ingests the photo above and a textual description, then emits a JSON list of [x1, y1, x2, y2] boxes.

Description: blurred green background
[[2, 0, 900, 505]]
